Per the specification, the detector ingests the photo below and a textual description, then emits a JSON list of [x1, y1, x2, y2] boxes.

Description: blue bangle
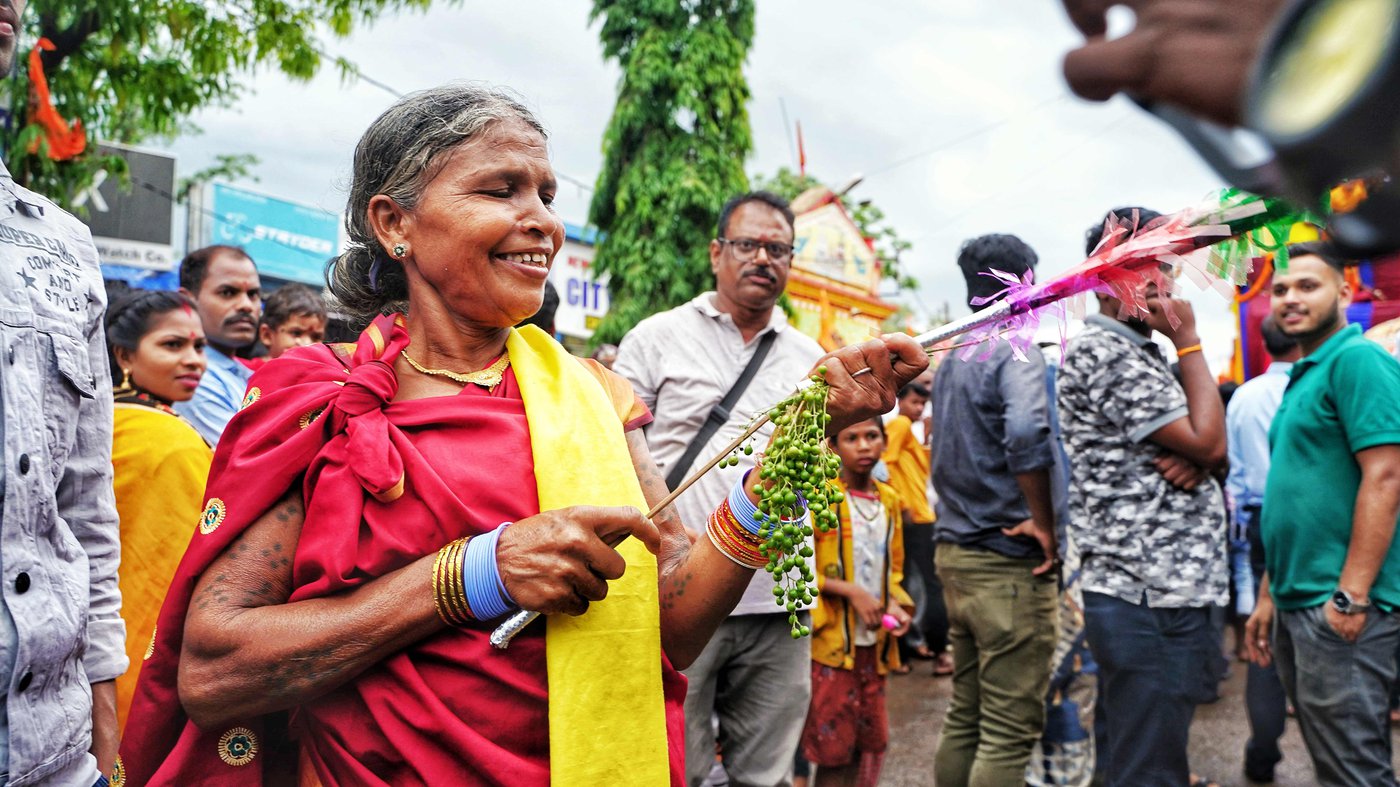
[[463, 522, 516, 620], [729, 470, 809, 535], [729, 471, 765, 535]]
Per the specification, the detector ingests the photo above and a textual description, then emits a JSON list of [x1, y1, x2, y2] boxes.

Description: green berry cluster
[[739, 367, 845, 638]]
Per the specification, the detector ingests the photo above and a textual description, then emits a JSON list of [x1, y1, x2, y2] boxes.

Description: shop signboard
[[208, 183, 340, 285]]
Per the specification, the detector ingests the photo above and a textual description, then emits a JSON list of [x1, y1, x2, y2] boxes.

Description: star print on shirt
[[17, 269, 34, 289]]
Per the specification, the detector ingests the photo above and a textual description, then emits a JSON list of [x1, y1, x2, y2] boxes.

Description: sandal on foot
[[932, 653, 954, 677]]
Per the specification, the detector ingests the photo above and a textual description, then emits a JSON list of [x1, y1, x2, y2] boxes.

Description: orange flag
[[796, 121, 806, 177], [27, 38, 85, 161]]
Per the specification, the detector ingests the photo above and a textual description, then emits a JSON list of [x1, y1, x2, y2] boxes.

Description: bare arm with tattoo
[[179, 490, 443, 729], [642, 334, 931, 668], [629, 430, 755, 669], [181, 488, 661, 729]]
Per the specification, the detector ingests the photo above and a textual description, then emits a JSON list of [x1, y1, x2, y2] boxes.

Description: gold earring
[[115, 367, 134, 395], [393, 243, 408, 259]]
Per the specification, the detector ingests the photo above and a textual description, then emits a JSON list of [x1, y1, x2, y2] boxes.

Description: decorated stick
[[489, 331, 1013, 649], [492, 189, 1306, 650], [490, 417, 773, 649]]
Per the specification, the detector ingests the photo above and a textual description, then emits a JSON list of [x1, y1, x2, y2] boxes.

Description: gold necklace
[[401, 352, 510, 391]]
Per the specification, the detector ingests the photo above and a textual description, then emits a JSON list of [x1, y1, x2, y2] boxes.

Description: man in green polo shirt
[[1244, 242, 1400, 787]]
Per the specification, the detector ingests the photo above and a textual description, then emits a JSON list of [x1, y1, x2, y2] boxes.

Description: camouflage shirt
[[1056, 315, 1227, 607]]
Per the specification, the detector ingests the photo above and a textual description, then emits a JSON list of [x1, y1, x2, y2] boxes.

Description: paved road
[[882, 652, 1400, 786]]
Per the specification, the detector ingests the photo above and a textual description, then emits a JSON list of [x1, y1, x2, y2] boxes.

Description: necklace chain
[[401, 352, 510, 390], [849, 493, 881, 522]]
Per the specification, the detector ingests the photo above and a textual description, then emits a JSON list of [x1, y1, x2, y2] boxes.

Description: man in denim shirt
[[931, 234, 1060, 786], [174, 245, 261, 446], [0, 5, 125, 784]]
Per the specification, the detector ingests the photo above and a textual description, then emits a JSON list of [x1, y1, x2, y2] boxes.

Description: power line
[[863, 93, 1070, 179], [118, 175, 340, 263]]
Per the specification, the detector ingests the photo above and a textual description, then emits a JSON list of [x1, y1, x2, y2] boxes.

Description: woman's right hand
[[496, 506, 661, 616]]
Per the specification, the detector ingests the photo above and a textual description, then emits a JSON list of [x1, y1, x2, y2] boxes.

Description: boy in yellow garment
[[801, 417, 913, 787]]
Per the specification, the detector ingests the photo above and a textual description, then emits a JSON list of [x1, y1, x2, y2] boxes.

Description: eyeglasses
[[716, 237, 795, 264]]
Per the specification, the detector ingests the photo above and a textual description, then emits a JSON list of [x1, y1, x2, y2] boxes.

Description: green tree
[[752, 166, 917, 289], [586, 0, 755, 345], [7, 1, 454, 208]]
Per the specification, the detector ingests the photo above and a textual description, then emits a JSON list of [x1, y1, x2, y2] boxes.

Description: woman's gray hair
[[326, 82, 547, 321]]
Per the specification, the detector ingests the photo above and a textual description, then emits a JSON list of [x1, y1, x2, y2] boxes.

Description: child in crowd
[[244, 283, 328, 371], [800, 416, 913, 787]]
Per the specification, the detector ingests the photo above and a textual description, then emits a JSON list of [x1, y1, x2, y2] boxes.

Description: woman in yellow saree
[[105, 290, 212, 726]]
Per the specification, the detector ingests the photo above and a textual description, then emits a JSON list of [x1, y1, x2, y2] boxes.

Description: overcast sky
[[163, 1, 1242, 367]]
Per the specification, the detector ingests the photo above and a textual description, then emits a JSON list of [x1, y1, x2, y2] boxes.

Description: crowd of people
[[4, 0, 1399, 784]]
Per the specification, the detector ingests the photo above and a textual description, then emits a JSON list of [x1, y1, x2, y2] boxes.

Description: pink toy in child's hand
[[882, 614, 900, 631]]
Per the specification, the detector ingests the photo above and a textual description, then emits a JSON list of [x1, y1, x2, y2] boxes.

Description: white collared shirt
[[615, 293, 824, 615]]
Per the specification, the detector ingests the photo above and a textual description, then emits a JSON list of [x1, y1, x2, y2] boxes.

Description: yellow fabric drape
[[111, 404, 213, 728], [882, 414, 933, 523], [508, 325, 670, 787]]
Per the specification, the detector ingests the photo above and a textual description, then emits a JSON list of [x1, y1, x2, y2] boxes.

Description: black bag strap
[[665, 329, 779, 490]]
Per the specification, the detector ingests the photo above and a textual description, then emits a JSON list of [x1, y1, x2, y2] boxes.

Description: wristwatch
[[1330, 588, 1372, 616]]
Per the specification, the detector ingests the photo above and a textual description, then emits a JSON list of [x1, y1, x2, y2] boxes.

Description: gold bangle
[[432, 537, 473, 627], [1176, 344, 1203, 358], [443, 538, 474, 625]]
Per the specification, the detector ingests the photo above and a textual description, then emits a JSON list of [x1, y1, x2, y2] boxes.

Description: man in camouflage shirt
[[1056, 208, 1229, 787]]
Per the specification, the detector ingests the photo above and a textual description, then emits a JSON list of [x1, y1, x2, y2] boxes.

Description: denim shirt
[[931, 340, 1059, 559], [0, 163, 124, 786], [174, 345, 253, 447]]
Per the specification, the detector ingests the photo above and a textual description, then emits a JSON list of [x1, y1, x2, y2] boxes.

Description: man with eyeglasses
[[615, 191, 825, 787]]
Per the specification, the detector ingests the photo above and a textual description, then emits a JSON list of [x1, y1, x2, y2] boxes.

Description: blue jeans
[[1081, 592, 1219, 787], [1274, 604, 1400, 787]]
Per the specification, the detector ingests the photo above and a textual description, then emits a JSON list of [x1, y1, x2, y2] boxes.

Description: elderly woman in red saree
[[117, 83, 926, 787]]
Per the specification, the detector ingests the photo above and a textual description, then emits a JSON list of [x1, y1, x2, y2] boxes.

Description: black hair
[[957, 233, 1038, 310], [1218, 381, 1239, 408], [898, 381, 930, 400], [1284, 241, 1348, 273], [104, 289, 200, 382], [829, 415, 886, 446], [1084, 207, 1164, 257], [261, 283, 326, 330], [516, 280, 560, 334], [180, 245, 252, 295], [1259, 315, 1298, 358], [716, 191, 795, 239]]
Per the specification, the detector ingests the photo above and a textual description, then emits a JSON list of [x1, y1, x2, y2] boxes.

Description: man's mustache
[[742, 266, 777, 283]]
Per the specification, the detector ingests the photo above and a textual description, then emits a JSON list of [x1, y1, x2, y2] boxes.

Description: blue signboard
[[208, 184, 340, 285]]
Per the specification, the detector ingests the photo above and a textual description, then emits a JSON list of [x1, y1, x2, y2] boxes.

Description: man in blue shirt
[[931, 234, 1060, 786], [1224, 316, 1297, 783], [175, 245, 262, 445]]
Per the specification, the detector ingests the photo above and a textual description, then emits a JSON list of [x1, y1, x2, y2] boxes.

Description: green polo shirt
[[1263, 324, 1400, 612]]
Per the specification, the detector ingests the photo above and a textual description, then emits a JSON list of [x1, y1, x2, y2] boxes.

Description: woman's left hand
[[820, 334, 928, 433]]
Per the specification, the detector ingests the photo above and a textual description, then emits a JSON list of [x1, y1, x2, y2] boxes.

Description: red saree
[[117, 315, 685, 786]]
